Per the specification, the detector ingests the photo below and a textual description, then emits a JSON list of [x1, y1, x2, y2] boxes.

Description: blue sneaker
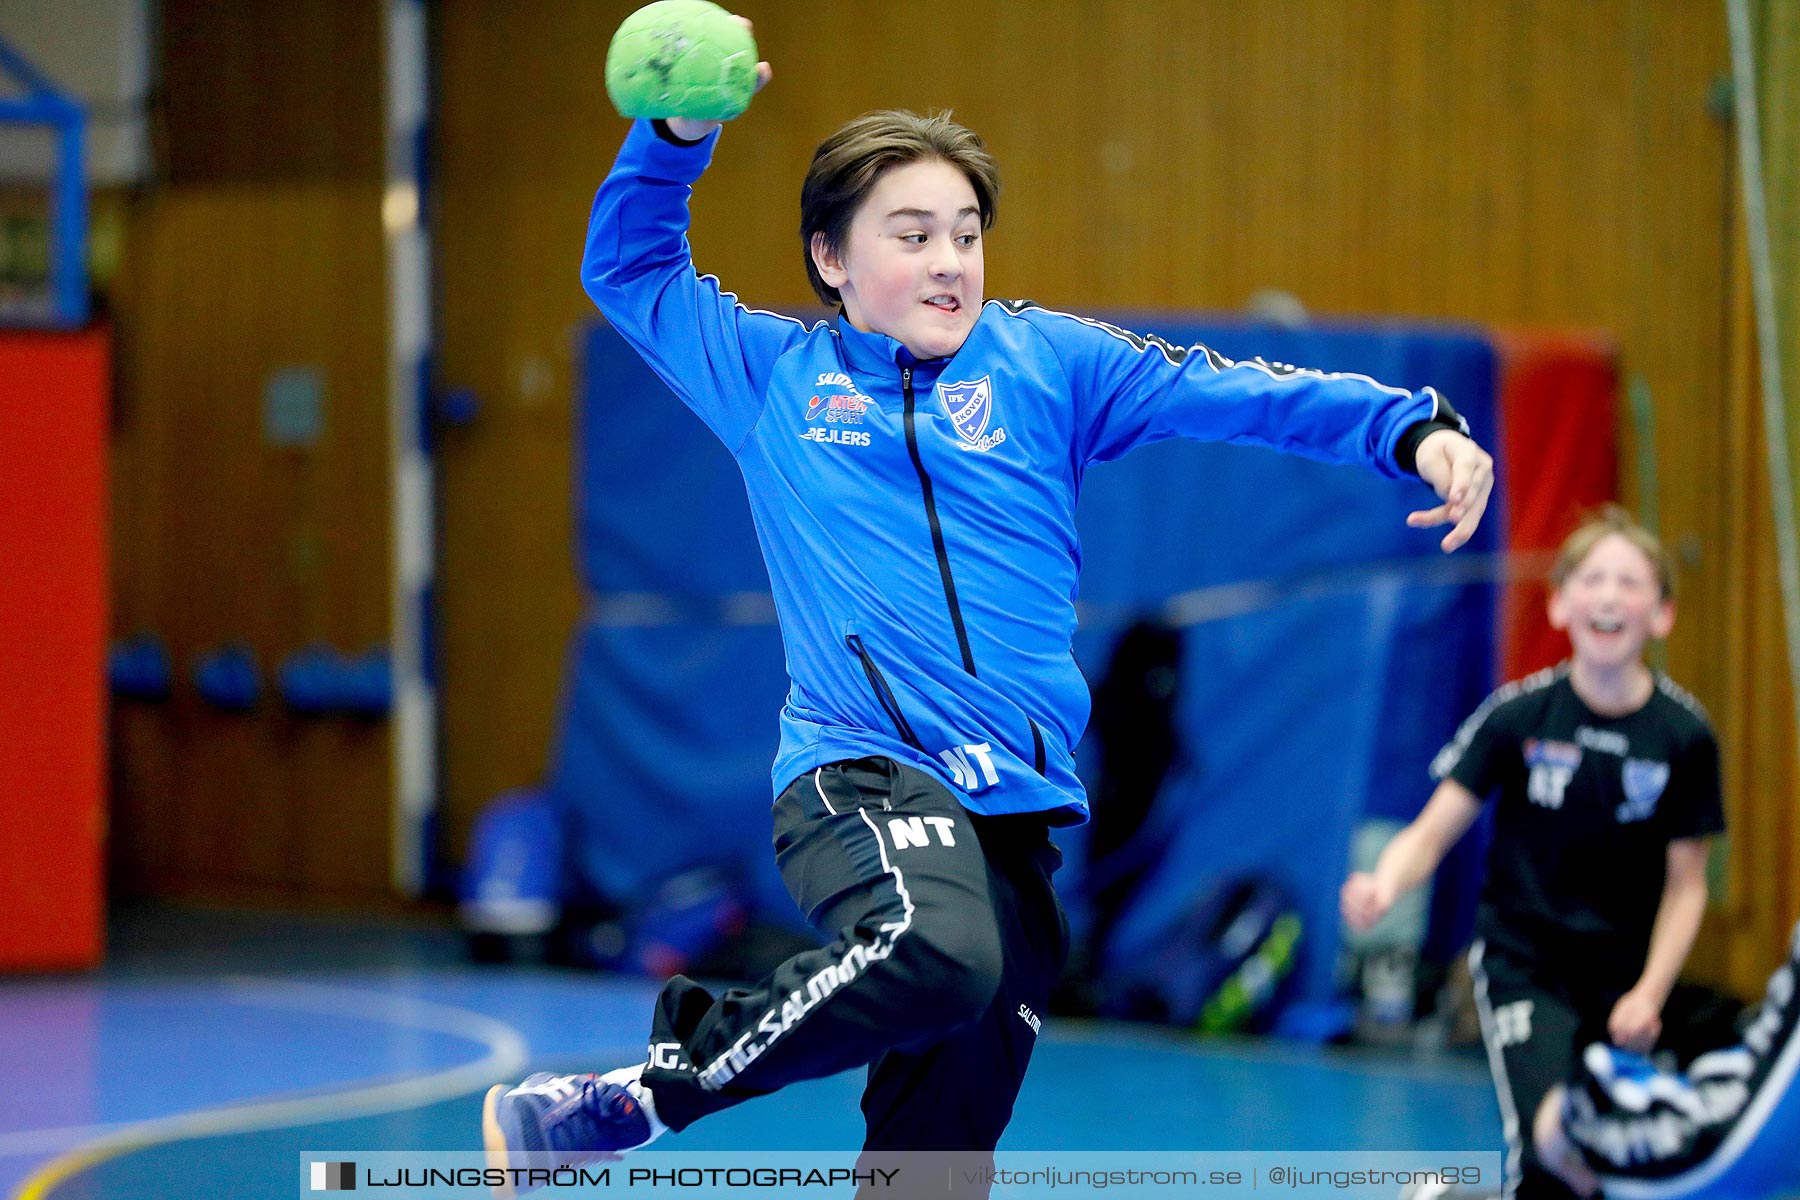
[[482, 1066, 664, 1195]]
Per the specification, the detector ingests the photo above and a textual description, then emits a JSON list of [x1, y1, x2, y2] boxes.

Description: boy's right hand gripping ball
[[606, 0, 759, 122]]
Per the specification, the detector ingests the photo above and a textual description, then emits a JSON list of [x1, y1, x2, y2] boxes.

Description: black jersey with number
[[1431, 663, 1724, 982]]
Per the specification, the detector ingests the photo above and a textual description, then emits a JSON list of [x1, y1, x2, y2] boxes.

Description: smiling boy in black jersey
[[1342, 506, 1724, 1200]]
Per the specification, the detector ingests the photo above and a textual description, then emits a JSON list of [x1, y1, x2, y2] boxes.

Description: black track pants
[[640, 756, 1069, 1158], [1469, 939, 1627, 1200]]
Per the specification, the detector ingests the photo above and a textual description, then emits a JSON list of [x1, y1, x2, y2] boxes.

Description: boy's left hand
[[1408, 430, 1494, 553], [1607, 988, 1663, 1055]]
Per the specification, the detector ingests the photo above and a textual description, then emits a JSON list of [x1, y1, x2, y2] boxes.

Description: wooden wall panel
[[107, 0, 391, 902], [1698, 0, 1800, 987], [159, 0, 383, 184], [431, 0, 1795, 990], [1769, 0, 1800, 968], [111, 182, 391, 900], [1696, 192, 1799, 989]]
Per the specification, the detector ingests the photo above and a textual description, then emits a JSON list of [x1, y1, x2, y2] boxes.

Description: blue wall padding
[[563, 316, 1502, 1002], [1091, 580, 1483, 1003], [575, 328, 769, 597], [548, 618, 805, 932], [1066, 319, 1501, 983]]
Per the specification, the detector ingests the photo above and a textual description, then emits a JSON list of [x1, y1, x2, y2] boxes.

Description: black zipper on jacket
[[847, 633, 927, 753], [901, 364, 978, 677], [1028, 717, 1046, 776]]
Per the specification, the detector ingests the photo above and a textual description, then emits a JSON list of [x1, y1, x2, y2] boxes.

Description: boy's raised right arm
[[581, 53, 788, 453]]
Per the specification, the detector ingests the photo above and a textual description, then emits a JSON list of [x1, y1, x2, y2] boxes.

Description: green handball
[[606, 0, 759, 122]]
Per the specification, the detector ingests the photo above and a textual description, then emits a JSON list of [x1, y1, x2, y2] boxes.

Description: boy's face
[[1548, 533, 1674, 673], [811, 158, 984, 360]]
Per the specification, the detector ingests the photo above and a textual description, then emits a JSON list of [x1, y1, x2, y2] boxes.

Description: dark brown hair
[[1552, 504, 1675, 600], [799, 110, 1000, 307]]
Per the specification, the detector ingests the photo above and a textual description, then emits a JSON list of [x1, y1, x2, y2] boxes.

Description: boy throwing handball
[[486, 3, 1495, 1189]]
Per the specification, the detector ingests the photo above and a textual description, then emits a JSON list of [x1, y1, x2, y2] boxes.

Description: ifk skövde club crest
[[1618, 758, 1671, 822], [937, 377, 993, 445]]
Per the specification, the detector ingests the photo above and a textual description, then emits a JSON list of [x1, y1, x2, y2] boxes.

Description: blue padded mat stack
[[563, 316, 1501, 1005]]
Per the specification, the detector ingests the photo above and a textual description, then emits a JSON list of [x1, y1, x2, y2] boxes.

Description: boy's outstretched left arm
[[1405, 427, 1494, 553], [1044, 311, 1494, 551]]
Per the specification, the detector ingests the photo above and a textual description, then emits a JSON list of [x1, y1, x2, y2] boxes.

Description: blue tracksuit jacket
[[583, 118, 1457, 824]]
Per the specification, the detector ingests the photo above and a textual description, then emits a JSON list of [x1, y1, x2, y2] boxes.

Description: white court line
[[4, 977, 529, 1197]]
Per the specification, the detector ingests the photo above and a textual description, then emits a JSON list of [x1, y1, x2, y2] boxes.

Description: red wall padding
[[0, 327, 109, 970], [1495, 330, 1620, 680]]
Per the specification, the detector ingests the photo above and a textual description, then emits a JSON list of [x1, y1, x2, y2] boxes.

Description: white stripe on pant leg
[[857, 806, 916, 935], [693, 806, 914, 1090], [814, 767, 839, 815], [1469, 940, 1526, 1200]]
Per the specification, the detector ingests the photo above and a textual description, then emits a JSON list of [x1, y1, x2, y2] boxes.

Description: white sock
[[599, 1063, 668, 1143]]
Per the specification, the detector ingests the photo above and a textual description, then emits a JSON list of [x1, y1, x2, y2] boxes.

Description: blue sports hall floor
[[0, 905, 1499, 1199]]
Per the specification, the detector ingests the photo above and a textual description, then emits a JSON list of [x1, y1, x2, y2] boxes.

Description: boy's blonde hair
[[799, 110, 1001, 307], [1551, 505, 1674, 600]]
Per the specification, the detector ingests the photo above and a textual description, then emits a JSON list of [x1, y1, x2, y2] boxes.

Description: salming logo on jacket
[[582, 118, 1458, 824]]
